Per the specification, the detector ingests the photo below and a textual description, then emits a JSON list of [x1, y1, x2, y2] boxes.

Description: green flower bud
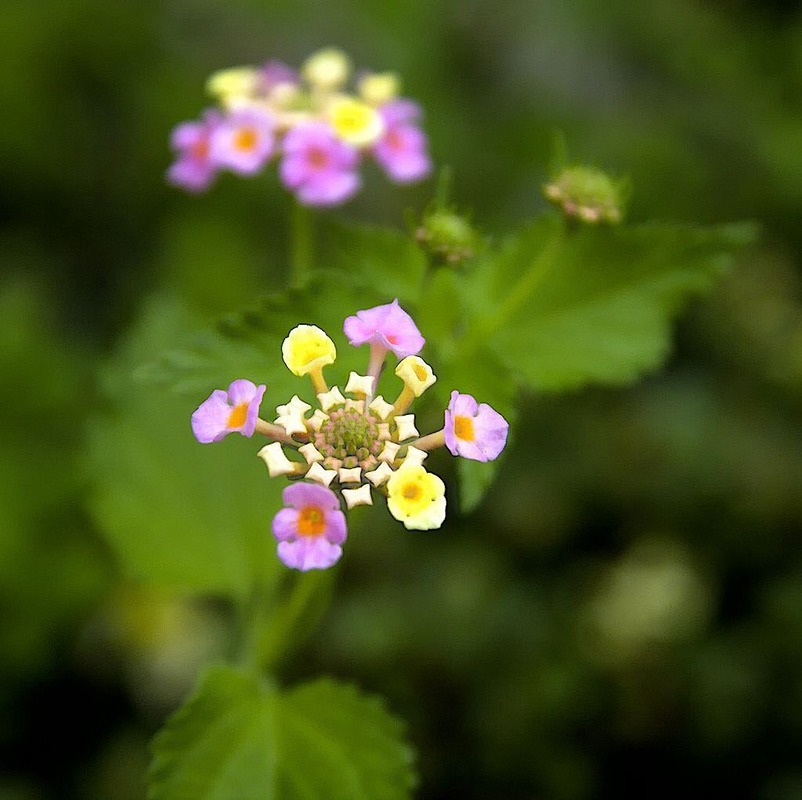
[[416, 207, 479, 266], [544, 166, 628, 224]]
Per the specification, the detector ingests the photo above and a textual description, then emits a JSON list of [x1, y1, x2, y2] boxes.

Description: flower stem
[[255, 418, 297, 445], [247, 570, 334, 673], [290, 200, 313, 289], [411, 428, 445, 451]]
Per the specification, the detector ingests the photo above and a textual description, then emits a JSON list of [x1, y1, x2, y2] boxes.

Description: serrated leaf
[[277, 679, 416, 800], [149, 666, 277, 800], [149, 669, 416, 800], [86, 294, 283, 596], [138, 278, 393, 400], [470, 219, 756, 391]]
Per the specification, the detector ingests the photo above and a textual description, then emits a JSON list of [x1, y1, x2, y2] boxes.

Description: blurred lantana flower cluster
[[167, 47, 432, 205]]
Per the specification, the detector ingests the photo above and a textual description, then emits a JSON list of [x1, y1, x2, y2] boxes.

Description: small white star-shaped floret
[[306, 409, 330, 431], [394, 414, 419, 441], [298, 443, 324, 464], [344, 398, 365, 414], [403, 445, 428, 467], [275, 410, 308, 437], [378, 441, 400, 464], [257, 443, 296, 477], [343, 484, 373, 509], [305, 462, 337, 487], [276, 395, 312, 416], [317, 386, 346, 412], [368, 395, 394, 420], [365, 462, 393, 487], [338, 467, 362, 484], [345, 372, 374, 397], [377, 422, 391, 441]]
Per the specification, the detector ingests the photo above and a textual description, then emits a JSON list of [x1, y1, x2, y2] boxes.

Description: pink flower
[[444, 391, 509, 462], [167, 111, 222, 192], [279, 121, 361, 206], [373, 100, 431, 183], [272, 483, 347, 570], [209, 109, 275, 175], [343, 299, 424, 359], [191, 379, 266, 443]]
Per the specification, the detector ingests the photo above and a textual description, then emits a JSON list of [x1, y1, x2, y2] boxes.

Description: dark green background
[[3, 1, 802, 798]]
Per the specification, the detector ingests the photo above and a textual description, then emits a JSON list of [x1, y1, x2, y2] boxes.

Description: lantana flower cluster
[[168, 48, 431, 205], [191, 300, 509, 571]]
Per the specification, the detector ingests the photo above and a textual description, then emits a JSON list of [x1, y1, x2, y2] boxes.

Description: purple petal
[[374, 124, 431, 183], [295, 170, 361, 206], [444, 391, 509, 461], [343, 299, 424, 357], [277, 538, 342, 571], [191, 389, 233, 443]]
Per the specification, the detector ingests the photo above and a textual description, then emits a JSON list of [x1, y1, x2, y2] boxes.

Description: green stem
[[243, 570, 333, 674], [290, 200, 313, 289]]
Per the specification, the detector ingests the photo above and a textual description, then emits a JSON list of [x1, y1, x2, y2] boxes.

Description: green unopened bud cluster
[[544, 166, 627, 224], [416, 207, 478, 265]]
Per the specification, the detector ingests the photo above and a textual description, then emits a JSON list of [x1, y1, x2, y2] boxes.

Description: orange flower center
[[453, 415, 474, 441], [402, 482, 421, 501], [307, 147, 329, 168], [297, 506, 326, 536], [191, 140, 210, 160], [234, 127, 258, 152], [228, 403, 248, 429]]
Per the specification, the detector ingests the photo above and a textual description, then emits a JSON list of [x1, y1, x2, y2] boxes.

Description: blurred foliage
[[2, 0, 802, 799]]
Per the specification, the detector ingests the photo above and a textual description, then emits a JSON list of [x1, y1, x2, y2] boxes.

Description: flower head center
[[453, 415, 474, 441], [228, 403, 248, 429], [316, 408, 381, 464], [297, 506, 326, 536]]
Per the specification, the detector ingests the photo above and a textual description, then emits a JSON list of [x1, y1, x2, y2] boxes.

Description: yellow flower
[[206, 67, 259, 109], [395, 356, 436, 397], [358, 72, 400, 105], [387, 464, 446, 530], [328, 97, 385, 147], [282, 325, 336, 377], [302, 48, 351, 89]]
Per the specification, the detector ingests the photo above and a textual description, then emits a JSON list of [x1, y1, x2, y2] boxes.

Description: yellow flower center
[[234, 127, 257, 152], [413, 364, 427, 381], [228, 403, 248, 429], [453, 415, 474, 441], [329, 98, 384, 146], [297, 506, 325, 536]]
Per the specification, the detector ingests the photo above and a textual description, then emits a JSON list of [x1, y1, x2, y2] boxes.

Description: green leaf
[[149, 666, 277, 800], [149, 669, 416, 800], [320, 219, 427, 306], [138, 277, 392, 401], [86, 294, 283, 596], [470, 218, 756, 391], [276, 679, 416, 800]]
